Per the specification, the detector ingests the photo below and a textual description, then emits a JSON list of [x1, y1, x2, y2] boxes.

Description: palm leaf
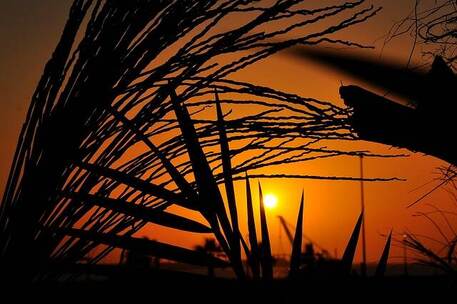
[[258, 182, 273, 279], [289, 190, 304, 278], [168, 87, 229, 221], [60, 228, 228, 267], [76, 162, 194, 209], [107, 107, 199, 205], [245, 173, 260, 279], [341, 211, 363, 275], [62, 191, 211, 233], [374, 230, 392, 277], [215, 89, 243, 275], [169, 86, 241, 275]]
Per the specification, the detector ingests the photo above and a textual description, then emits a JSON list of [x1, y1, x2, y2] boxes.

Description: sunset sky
[[0, 0, 455, 266]]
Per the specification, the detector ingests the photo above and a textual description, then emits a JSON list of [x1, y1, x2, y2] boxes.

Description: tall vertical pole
[[359, 155, 367, 277]]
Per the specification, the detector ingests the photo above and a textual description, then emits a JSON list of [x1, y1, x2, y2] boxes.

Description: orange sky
[[1, 0, 455, 266]]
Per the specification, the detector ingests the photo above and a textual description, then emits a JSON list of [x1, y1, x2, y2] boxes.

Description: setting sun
[[264, 194, 278, 210]]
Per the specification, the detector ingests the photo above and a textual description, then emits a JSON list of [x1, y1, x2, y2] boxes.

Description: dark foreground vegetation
[[26, 272, 455, 301], [1, 0, 456, 296]]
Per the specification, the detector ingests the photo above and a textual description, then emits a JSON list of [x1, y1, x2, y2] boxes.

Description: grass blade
[[107, 107, 198, 204], [60, 228, 228, 267], [289, 190, 304, 278], [63, 191, 211, 233], [239, 235, 254, 277], [341, 211, 363, 275], [375, 230, 392, 277], [76, 162, 194, 209], [245, 173, 260, 279], [169, 86, 243, 276], [258, 182, 273, 279], [215, 89, 242, 272], [169, 87, 231, 226]]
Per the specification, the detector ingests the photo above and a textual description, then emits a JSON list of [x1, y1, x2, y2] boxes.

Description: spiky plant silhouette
[[0, 0, 396, 282]]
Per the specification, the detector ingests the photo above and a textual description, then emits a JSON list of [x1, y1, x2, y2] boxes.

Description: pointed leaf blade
[[289, 190, 304, 277], [258, 182, 273, 279], [108, 107, 198, 204], [341, 211, 363, 275], [375, 230, 392, 277], [215, 89, 242, 269], [169, 86, 241, 276], [245, 173, 260, 278], [59, 228, 228, 267], [63, 191, 211, 233], [76, 162, 195, 209]]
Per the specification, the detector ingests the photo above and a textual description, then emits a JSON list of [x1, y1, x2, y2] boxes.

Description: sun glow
[[264, 194, 278, 209]]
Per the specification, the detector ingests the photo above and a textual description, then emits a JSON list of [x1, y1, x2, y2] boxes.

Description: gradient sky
[[1, 0, 454, 265]]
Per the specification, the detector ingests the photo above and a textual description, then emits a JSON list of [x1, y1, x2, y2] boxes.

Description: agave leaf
[[62, 191, 211, 233], [76, 161, 195, 209], [289, 190, 304, 277], [341, 211, 363, 275], [258, 182, 273, 279], [245, 173, 260, 279], [375, 230, 392, 277], [215, 89, 242, 267], [60, 228, 228, 267]]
